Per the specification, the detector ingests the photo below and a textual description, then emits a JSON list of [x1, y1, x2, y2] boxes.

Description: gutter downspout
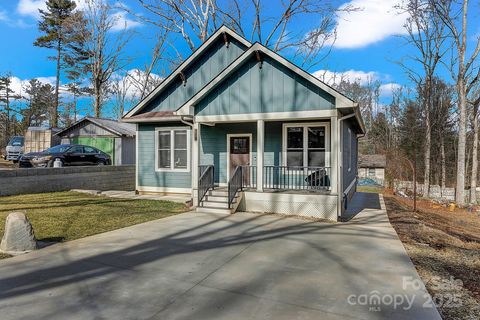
[[180, 116, 194, 127]]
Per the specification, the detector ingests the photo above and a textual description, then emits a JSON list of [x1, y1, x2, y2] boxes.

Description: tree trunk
[[441, 136, 446, 193], [470, 108, 479, 204], [456, 79, 467, 206], [94, 78, 102, 117], [423, 81, 431, 197], [53, 38, 61, 128]]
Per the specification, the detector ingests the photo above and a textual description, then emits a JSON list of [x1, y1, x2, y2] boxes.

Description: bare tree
[[401, 0, 447, 197], [130, 0, 352, 68], [469, 94, 479, 203], [127, 29, 169, 100], [83, 0, 131, 117], [432, 0, 480, 206]]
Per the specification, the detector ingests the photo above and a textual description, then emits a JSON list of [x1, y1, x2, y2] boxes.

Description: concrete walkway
[[0, 192, 441, 320]]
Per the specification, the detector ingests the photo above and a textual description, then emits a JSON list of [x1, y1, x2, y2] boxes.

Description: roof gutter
[[180, 116, 194, 127]]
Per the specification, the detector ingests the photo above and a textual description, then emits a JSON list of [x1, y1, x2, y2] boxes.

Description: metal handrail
[[227, 166, 243, 208], [263, 166, 331, 191], [198, 165, 214, 205]]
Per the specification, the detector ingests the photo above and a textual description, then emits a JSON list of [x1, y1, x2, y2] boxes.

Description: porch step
[[200, 200, 230, 209], [207, 189, 229, 197], [197, 207, 233, 214], [197, 187, 242, 214], [205, 195, 238, 202]]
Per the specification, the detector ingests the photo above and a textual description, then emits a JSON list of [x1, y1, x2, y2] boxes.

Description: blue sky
[[0, 0, 478, 118]]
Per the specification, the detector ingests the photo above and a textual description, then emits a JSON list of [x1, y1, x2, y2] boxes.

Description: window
[[68, 146, 84, 153], [283, 123, 329, 168], [84, 146, 98, 154], [155, 128, 190, 171], [368, 168, 375, 177]]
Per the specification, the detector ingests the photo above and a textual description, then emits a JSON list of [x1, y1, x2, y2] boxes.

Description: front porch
[[192, 114, 342, 220]]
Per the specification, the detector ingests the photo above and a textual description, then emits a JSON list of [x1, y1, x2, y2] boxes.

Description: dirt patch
[[0, 158, 15, 169], [385, 194, 480, 320]]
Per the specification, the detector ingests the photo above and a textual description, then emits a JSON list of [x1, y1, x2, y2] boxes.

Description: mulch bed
[[384, 193, 480, 320]]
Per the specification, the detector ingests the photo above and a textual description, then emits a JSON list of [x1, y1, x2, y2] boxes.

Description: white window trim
[[155, 127, 191, 172], [348, 128, 352, 172], [282, 122, 330, 168]]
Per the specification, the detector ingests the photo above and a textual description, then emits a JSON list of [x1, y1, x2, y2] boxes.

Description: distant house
[[56, 117, 136, 165], [358, 154, 386, 184], [122, 26, 365, 221]]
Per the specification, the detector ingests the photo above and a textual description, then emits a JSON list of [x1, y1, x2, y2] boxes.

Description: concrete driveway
[[0, 192, 441, 320]]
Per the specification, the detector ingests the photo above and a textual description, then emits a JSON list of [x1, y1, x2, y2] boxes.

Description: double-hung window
[[283, 123, 329, 168], [155, 128, 190, 172]]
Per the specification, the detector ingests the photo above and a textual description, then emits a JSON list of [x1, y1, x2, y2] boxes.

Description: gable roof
[[358, 154, 386, 168], [56, 117, 136, 137], [123, 26, 251, 119], [176, 42, 357, 115]]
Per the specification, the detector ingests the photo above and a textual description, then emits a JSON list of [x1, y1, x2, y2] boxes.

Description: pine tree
[[0, 74, 17, 146], [34, 0, 77, 128]]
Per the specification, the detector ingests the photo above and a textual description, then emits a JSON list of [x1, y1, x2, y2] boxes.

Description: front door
[[229, 136, 250, 185]]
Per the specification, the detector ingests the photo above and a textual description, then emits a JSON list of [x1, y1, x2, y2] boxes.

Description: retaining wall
[[0, 165, 135, 196], [394, 180, 480, 204]]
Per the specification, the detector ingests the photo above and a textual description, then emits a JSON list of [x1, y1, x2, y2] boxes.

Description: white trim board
[[194, 110, 338, 123], [124, 26, 251, 119], [136, 186, 192, 194], [154, 126, 191, 172], [282, 122, 331, 168], [226, 133, 253, 181]]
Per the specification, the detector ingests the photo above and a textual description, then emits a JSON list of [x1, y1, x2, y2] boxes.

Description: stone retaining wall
[[394, 180, 480, 204], [0, 165, 135, 196]]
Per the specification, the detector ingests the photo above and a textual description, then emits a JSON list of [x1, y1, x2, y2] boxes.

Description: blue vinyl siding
[[342, 119, 358, 193], [264, 122, 282, 167], [200, 123, 257, 184], [143, 39, 246, 113], [195, 56, 335, 116], [137, 123, 191, 188]]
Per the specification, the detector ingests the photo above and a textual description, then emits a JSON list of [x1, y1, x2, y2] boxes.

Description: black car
[[18, 151, 43, 168], [31, 144, 111, 167]]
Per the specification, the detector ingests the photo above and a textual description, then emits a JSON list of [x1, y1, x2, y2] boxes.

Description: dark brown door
[[230, 136, 250, 185]]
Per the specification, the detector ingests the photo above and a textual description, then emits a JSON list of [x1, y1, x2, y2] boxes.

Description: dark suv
[[31, 144, 111, 167]]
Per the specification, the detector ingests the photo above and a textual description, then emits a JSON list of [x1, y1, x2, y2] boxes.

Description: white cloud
[[313, 69, 401, 99], [17, 0, 46, 18], [110, 11, 142, 31], [379, 83, 402, 97], [17, 0, 88, 18], [17, 0, 140, 31], [112, 69, 162, 99], [8, 76, 69, 97], [313, 69, 379, 86], [331, 0, 408, 48]]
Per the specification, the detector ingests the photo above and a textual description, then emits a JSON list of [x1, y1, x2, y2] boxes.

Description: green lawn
[[0, 191, 189, 258], [357, 185, 384, 193]]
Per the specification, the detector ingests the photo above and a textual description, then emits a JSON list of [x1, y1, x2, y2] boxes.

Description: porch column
[[330, 116, 341, 194], [257, 119, 264, 192], [192, 122, 200, 206]]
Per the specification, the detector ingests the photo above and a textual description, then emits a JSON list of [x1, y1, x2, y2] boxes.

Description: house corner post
[[192, 122, 200, 206], [330, 113, 341, 217], [257, 119, 264, 192]]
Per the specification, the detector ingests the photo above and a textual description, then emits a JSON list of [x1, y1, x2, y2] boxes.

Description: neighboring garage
[[56, 117, 136, 165]]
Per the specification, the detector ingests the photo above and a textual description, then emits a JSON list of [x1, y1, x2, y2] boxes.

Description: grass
[[357, 185, 384, 193], [0, 191, 189, 258]]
